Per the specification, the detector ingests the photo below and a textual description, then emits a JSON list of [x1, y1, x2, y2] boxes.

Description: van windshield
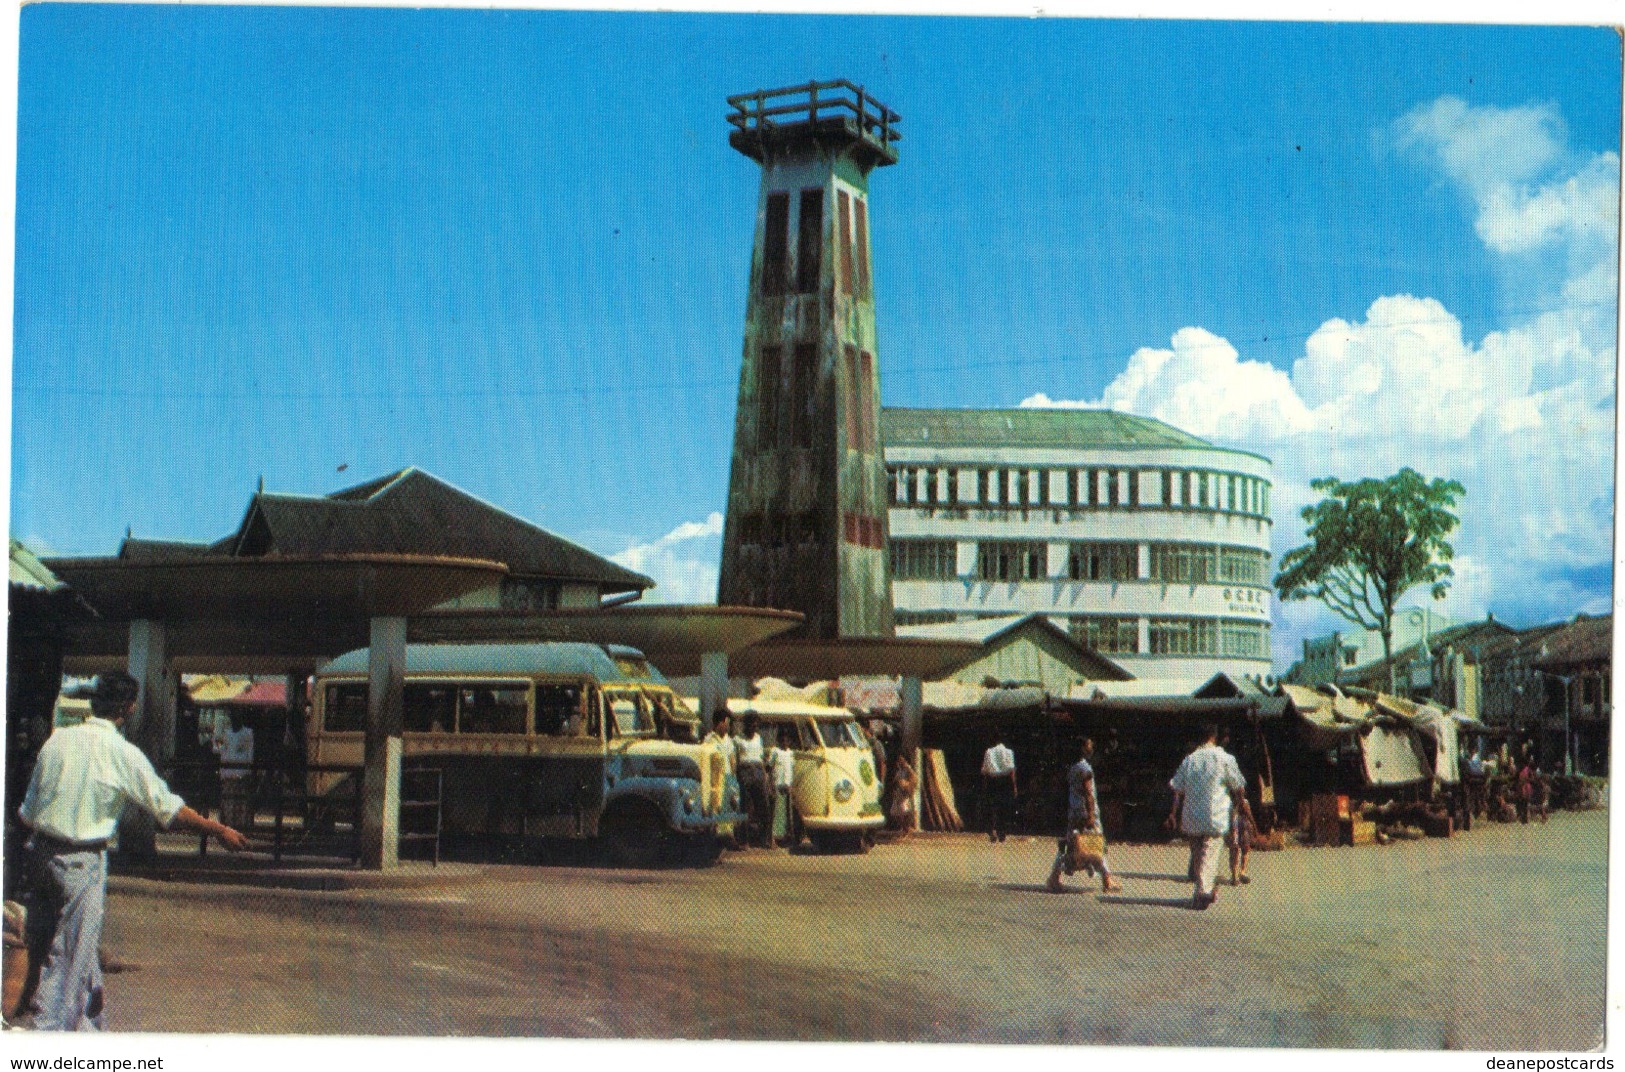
[[816, 719, 863, 749]]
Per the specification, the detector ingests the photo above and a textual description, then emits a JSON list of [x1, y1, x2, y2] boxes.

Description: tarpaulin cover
[[1374, 695, 1461, 784], [1358, 722, 1431, 785], [923, 681, 1047, 713], [1282, 684, 1368, 751]]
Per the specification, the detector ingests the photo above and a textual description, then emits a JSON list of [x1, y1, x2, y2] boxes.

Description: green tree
[[1274, 468, 1465, 692]]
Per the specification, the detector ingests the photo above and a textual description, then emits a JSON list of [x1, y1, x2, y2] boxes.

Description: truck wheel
[[600, 802, 668, 869]]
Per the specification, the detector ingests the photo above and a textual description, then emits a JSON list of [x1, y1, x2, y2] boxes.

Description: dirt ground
[[89, 808, 1606, 1049]]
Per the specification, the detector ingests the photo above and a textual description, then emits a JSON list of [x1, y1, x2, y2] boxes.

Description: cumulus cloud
[[611, 512, 724, 604], [1393, 96, 1620, 258], [1027, 97, 1617, 666]]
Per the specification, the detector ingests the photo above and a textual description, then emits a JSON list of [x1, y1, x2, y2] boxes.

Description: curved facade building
[[882, 408, 1273, 683]]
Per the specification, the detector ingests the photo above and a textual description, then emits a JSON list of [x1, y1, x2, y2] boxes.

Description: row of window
[[889, 539, 1271, 586], [1065, 617, 1271, 658], [760, 187, 870, 299], [888, 465, 1270, 517], [323, 682, 663, 738]]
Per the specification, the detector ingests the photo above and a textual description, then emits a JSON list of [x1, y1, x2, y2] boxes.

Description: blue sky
[[11, 8, 1619, 668]]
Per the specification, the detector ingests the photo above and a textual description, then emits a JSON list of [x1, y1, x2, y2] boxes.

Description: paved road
[[98, 809, 1606, 1048]]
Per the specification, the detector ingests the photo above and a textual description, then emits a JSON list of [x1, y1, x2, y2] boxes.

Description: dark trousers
[[984, 779, 1015, 841], [738, 764, 772, 847]]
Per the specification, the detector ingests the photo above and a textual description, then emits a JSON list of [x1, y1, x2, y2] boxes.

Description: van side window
[[323, 684, 367, 733], [535, 684, 584, 736], [459, 686, 528, 735], [403, 683, 456, 733]]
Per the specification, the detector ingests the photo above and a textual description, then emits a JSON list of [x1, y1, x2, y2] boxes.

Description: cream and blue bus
[[310, 642, 743, 866]]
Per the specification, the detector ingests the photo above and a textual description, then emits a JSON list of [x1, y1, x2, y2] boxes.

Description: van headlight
[[833, 779, 855, 804]]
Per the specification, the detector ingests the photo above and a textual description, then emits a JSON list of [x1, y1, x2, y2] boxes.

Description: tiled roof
[[1343, 618, 1516, 683], [880, 407, 1231, 452], [1532, 614, 1613, 670], [117, 468, 652, 594]]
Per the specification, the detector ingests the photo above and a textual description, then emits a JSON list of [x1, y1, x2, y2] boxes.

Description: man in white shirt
[[700, 712, 733, 817], [18, 673, 248, 1030], [767, 730, 797, 847], [1166, 723, 1246, 910], [214, 712, 255, 829], [733, 713, 771, 849], [981, 737, 1018, 843]]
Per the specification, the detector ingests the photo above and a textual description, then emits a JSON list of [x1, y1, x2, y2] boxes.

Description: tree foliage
[[1274, 469, 1465, 675]]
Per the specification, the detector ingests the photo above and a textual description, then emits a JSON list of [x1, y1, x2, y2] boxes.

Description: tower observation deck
[[718, 80, 901, 640], [726, 79, 902, 168]]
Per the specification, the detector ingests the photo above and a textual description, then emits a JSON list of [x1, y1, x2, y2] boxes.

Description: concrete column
[[360, 616, 407, 870], [699, 651, 730, 724], [956, 541, 978, 579], [121, 619, 173, 859], [1046, 542, 1069, 580], [1138, 542, 1151, 581], [1138, 617, 1152, 655], [899, 676, 923, 833]]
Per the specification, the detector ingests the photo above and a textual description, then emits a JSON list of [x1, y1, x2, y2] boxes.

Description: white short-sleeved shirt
[[982, 743, 1016, 777], [1169, 744, 1245, 837], [734, 733, 765, 767], [20, 717, 186, 844], [768, 746, 796, 790], [216, 723, 255, 779], [703, 731, 734, 774]]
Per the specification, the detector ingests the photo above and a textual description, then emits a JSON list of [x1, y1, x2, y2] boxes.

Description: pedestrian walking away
[[1219, 729, 1255, 886], [15, 672, 249, 1030], [1166, 723, 1245, 910], [1047, 738, 1122, 894], [981, 736, 1017, 842]]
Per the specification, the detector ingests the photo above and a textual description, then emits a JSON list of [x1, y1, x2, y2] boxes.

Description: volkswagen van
[[723, 697, 886, 852], [309, 642, 743, 866]]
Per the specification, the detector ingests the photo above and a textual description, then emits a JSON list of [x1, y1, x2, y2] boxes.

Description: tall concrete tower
[[718, 80, 900, 639]]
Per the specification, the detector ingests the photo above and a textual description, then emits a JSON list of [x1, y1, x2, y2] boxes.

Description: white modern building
[[882, 407, 1274, 685]]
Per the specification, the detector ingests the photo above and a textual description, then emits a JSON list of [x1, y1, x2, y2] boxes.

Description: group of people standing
[[988, 724, 1255, 911], [700, 710, 899, 849]]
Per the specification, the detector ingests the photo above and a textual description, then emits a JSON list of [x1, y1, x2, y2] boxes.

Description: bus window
[[324, 683, 367, 732], [535, 684, 585, 736], [606, 692, 653, 737], [459, 685, 528, 735], [404, 683, 456, 733]]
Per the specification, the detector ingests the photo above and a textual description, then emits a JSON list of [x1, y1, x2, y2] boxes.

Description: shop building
[[882, 407, 1273, 685]]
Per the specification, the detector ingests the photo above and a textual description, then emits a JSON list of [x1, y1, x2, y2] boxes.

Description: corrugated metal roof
[[898, 613, 1133, 681], [10, 540, 64, 592], [881, 407, 1227, 452], [897, 614, 1031, 643], [317, 642, 666, 685]]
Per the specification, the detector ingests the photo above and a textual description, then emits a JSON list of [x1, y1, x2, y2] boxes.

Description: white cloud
[[1476, 153, 1620, 255], [1028, 97, 1617, 668], [1393, 97, 1565, 195], [611, 512, 724, 604], [1393, 97, 1620, 258]]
